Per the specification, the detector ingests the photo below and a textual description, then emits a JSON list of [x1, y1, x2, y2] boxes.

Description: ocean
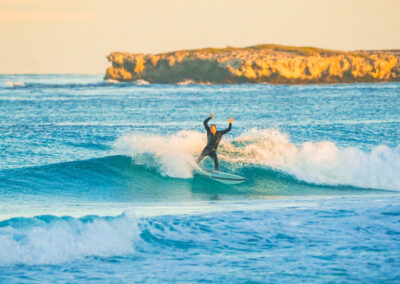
[[0, 74, 399, 282]]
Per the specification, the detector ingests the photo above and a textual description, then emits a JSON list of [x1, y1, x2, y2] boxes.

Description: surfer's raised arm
[[203, 112, 214, 131], [220, 117, 234, 134]]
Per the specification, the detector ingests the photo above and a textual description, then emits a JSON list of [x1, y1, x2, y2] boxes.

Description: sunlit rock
[[105, 45, 400, 84]]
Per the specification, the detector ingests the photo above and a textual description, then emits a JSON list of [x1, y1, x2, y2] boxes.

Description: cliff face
[[105, 45, 400, 84]]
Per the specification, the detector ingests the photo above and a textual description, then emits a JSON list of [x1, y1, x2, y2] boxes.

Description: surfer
[[196, 112, 234, 171]]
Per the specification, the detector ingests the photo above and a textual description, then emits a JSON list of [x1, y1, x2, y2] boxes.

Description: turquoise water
[[0, 75, 399, 282]]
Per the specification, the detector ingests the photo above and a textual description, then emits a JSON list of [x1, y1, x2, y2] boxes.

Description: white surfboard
[[196, 168, 247, 185]]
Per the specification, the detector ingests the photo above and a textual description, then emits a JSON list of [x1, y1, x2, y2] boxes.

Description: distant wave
[[0, 81, 143, 90], [0, 212, 138, 265], [4, 81, 25, 88]]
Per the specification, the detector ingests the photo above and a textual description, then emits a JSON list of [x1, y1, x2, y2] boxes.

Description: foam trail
[[114, 129, 400, 191], [0, 211, 138, 266]]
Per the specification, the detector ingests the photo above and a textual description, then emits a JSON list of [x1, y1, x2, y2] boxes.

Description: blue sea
[[0, 75, 399, 282]]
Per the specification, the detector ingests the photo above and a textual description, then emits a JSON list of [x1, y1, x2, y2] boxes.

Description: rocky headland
[[105, 44, 400, 84]]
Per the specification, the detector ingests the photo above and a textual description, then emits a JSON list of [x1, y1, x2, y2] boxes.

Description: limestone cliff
[[105, 45, 400, 84]]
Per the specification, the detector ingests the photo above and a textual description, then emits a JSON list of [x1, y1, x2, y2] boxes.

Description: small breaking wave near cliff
[[114, 129, 400, 191]]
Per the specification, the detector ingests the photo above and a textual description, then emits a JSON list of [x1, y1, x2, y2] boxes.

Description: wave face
[[114, 129, 400, 191]]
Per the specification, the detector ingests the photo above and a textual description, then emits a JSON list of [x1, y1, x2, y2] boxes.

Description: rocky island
[[105, 44, 400, 84]]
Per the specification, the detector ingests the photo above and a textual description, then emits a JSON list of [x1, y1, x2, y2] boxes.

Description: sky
[[0, 0, 399, 74]]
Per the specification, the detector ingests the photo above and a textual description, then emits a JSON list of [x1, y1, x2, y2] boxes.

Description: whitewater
[[0, 74, 399, 282]]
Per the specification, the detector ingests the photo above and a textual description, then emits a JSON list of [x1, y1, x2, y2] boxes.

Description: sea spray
[[113, 130, 204, 178]]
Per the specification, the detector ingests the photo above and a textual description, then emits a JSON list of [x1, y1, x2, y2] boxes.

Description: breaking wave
[[0, 212, 138, 266], [113, 129, 400, 191]]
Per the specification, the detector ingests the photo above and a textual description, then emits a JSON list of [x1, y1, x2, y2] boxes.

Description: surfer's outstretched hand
[[228, 117, 234, 123], [210, 112, 214, 119]]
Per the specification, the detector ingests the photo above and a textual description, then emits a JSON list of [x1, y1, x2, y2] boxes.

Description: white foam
[[177, 80, 195, 86], [0, 211, 138, 265]]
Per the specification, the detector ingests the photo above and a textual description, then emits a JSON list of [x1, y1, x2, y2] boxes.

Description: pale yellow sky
[[0, 0, 399, 73]]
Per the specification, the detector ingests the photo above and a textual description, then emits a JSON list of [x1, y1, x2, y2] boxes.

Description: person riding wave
[[196, 112, 234, 171]]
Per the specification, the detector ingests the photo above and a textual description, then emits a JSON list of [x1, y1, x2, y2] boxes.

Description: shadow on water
[[0, 155, 385, 203]]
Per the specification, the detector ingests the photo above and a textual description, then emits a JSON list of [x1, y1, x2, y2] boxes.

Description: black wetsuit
[[196, 116, 232, 171]]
